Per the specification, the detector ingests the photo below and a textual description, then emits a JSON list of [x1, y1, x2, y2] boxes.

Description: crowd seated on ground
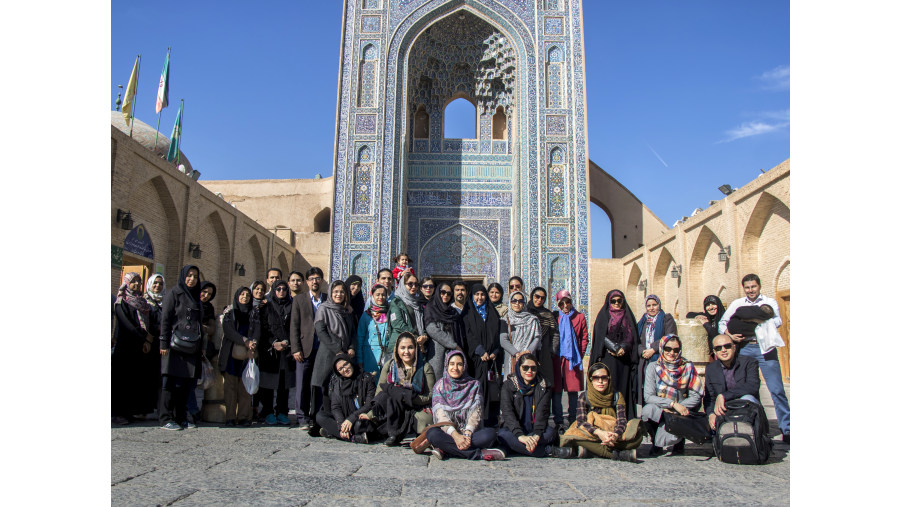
[[112, 262, 789, 460]]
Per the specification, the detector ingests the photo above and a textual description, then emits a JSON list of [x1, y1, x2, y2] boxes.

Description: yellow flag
[[122, 56, 139, 127]]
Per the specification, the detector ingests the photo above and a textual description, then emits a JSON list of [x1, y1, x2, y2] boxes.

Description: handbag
[[486, 362, 502, 403], [663, 410, 712, 444], [232, 342, 249, 360], [410, 421, 455, 454], [603, 336, 623, 355], [171, 328, 201, 354]]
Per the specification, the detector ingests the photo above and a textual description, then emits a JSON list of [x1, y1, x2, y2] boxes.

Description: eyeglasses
[[713, 343, 734, 352], [510, 299, 525, 304], [405, 282, 418, 287], [520, 365, 537, 372], [307, 277, 322, 282], [439, 290, 452, 296], [421, 284, 435, 289], [610, 298, 623, 304], [591, 375, 610, 382], [663, 346, 681, 354]]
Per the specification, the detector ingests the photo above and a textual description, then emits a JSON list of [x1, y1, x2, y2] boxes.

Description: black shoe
[[383, 434, 401, 446], [670, 440, 685, 455], [319, 427, 331, 439], [550, 446, 575, 459], [238, 419, 252, 427], [225, 419, 236, 427], [649, 445, 664, 457], [307, 425, 321, 437], [782, 433, 790, 445]]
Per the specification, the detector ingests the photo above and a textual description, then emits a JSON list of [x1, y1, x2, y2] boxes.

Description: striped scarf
[[654, 335, 703, 401]]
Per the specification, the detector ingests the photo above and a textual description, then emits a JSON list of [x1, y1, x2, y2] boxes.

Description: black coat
[[218, 306, 259, 373], [702, 355, 761, 415], [327, 372, 376, 425], [112, 302, 159, 416], [255, 300, 296, 375], [528, 304, 560, 389], [462, 304, 503, 404], [498, 378, 553, 437], [159, 284, 203, 379]]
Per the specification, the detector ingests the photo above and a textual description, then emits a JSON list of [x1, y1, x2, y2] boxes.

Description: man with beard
[[290, 267, 327, 432]]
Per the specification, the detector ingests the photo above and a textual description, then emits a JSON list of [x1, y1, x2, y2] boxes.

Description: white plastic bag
[[755, 319, 784, 354], [200, 357, 215, 390], [242, 358, 260, 395]]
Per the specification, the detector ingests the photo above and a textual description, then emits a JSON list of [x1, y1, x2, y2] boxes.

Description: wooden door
[[120, 265, 150, 287], [776, 290, 790, 381]]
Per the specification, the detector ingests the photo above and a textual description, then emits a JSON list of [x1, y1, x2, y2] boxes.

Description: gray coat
[[312, 312, 357, 389]]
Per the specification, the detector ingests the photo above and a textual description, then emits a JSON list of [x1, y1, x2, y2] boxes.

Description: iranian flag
[[155, 49, 170, 114]]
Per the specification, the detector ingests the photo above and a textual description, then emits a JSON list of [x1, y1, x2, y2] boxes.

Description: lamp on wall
[[116, 209, 133, 230], [188, 243, 202, 259], [637, 280, 647, 291], [718, 246, 731, 262], [718, 184, 734, 196], [235, 263, 245, 276], [670, 265, 682, 279]]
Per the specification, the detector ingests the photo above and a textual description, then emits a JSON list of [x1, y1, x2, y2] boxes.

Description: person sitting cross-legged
[[497, 353, 574, 458], [703, 334, 761, 432], [316, 353, 377, 443]]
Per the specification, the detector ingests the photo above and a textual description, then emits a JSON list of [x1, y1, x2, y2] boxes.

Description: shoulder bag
[[410, 421, 455, 454], [171, 327, 202, 355]]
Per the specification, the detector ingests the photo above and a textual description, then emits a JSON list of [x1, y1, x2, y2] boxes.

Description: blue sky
[[111, 1, 788, 258]]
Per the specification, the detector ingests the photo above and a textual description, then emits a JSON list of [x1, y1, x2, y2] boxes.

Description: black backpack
[[713, 399, 773, 465]]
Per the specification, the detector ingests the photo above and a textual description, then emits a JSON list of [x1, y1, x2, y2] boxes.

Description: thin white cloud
[[718, 120, 789, 143], [756, 64, 789, 91]]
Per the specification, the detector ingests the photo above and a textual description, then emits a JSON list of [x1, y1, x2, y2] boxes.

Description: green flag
[[166, 101, 183, 162]]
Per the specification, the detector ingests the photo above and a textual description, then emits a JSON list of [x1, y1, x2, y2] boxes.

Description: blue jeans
[[739, 343, 789, 435]]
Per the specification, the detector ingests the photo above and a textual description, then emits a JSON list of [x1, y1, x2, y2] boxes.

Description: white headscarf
[[144, 273, 166, 307]]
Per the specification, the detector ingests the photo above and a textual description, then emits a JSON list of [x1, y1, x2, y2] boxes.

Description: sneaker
[[430, 447, 445, 460], [616, 449, 637, 462], [352, 433, 369, 444], [182, 421, 197, 429], [265, 414, 277, 425], [480, 448, 505, 461], [161, 422, 182, 431], [576, 446, 589, 459], [276, 414, 291, 425], [550, 446, 575, 459]]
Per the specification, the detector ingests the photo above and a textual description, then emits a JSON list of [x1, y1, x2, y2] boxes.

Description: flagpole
[[154, 47, 171, 150], [129, 54, 141, 138], [176, 98, 184, 166]]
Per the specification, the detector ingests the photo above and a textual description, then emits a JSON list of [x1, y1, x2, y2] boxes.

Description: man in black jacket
[[703, 334, 761, 430]]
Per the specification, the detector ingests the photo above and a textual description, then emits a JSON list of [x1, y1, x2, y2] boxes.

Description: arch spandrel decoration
[[419, 224, 498, 279]]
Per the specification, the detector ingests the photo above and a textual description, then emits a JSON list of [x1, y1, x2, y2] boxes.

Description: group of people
[[112, 257, 790, 461]]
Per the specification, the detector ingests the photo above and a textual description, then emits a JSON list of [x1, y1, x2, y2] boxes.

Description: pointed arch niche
[[546, 45, 566, 109], [358, 43, 379, 108], [419, 224, 498, 279]]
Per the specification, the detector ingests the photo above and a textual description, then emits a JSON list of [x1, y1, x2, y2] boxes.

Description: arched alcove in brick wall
[[741, 191, 790, 287], [194, 211, 231, 292], [626, 263, 643, 314], [277, 252, 290, 278], [247, 234, 266, 282], [126, 175, 182, 284], [314, 207, 331, 233], [652, 246, 679, 312], [689, 225, 728, 311]]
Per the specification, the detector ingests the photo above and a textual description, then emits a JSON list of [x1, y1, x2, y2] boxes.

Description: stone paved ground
[[112, 384, 789, 506]]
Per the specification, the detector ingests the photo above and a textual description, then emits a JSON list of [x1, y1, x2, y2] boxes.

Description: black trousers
[[496, 426, 557, 457], [315, 412, 376, 440], [426, 427, 497, 459], [258, 369, 289, 417], [159, 376, 191, 425]]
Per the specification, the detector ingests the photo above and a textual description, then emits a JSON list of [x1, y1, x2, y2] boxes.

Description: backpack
[[713, 399, 773, 465]]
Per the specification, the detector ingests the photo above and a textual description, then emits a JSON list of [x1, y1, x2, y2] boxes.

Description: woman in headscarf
[[560, 362, 645, 461], [462, 284, 504, 425], [112, 272, 156, 425], [641, 334, 703, 456], [250, 280, 267, 309], [526, 287, 559, 389], [497, 353, 574, 458], [500, 291, 541, 375], [159, 265, 204, 430], [387, 271, 427, 354], [356, 283, 390, 374], [253, 279, 296, 425], [219, 286, 257, 426], [420, 276, 436, 303], [695, 295, 726, 358], [316, 354, 377, 443], [368, 332, 435, 446], [589, 289, 640, 419], [144, 274, 166, 314], [312, 280, 358, 427], [426, 350, 504, 461], [345, 275, 366, 323], [488, 282, 508, 318], [552, 290, 588, 429], [635, 294, 676, 407], [424, 281, 466, 379], [183, 281, 218, 426]]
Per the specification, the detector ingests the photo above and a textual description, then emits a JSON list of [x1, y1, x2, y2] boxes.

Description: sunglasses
[[520, 365, 537, 372], [591, 375, 610, 382], [713, 343, 734, 352], [405, 282, 418, 287], [610, 298, 623, 304], [510, 299, 525, 304], [439, 290, 452, 296], [509, 284, 522, 290], [533, 294, 546, 300], [421, 284, 435, 289], [274, 287, 288, 292], [663, 346, 681, 354]]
